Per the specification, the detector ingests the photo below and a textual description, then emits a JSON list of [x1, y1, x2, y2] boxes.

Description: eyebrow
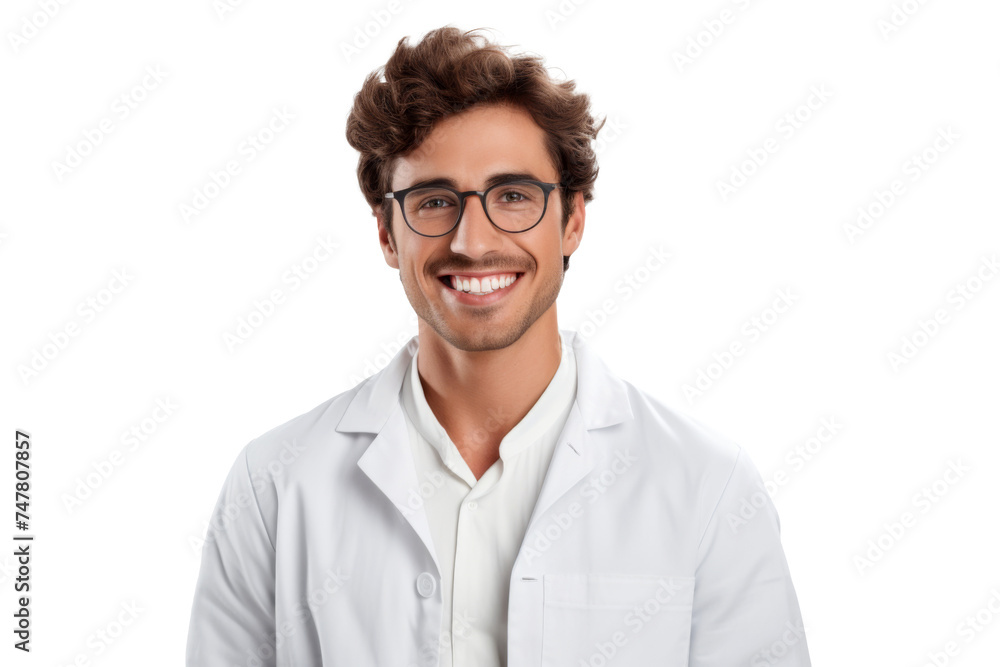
[[405, 172, 543, 191]]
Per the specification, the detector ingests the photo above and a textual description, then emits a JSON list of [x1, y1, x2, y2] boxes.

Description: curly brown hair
[[345, 25, 606, 271]]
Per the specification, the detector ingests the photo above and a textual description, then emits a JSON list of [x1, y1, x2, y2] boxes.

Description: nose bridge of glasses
[[458, 189, 490, 220], [449, 190, 500, 241]]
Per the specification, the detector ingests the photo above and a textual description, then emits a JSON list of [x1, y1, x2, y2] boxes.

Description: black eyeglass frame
[[384, 179, 562, 238]]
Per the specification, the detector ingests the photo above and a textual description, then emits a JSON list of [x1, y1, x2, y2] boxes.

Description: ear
[[376, 206, 400, 270], [561, 190, 585, 258]]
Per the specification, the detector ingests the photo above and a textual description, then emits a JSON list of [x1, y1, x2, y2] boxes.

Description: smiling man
[[378, 102, 579, 481], [185, 25, 811, 667]]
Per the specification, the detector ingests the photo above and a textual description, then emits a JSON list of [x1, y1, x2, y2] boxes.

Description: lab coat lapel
[[340, 337, 442, 573], [520, 400, 592, 538], [521, 330, 635, 539]]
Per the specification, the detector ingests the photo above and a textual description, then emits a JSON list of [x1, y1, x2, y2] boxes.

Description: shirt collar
[[336, 328, 633, 435], [400, 330, 577, 466]]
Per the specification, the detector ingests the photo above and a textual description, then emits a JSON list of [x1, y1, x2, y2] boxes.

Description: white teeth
[[447, 273, 519, 295]]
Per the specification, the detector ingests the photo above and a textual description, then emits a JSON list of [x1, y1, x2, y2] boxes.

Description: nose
[[449, 193, 504, 258]]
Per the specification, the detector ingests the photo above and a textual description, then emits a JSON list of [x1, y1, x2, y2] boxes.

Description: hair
[[345, 25, 606, 272]]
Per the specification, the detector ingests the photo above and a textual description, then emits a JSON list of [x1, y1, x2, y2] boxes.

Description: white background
[[2, 0, 999, 664]]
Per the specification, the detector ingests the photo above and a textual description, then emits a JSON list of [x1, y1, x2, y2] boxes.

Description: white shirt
[[399, 330, 577, 666]]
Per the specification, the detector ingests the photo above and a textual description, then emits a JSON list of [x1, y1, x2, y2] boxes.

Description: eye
[[419, 197, 453, 209], [411, 194, 455, 210], [500, 190, 526, 202], [492, 183, 537, 203]]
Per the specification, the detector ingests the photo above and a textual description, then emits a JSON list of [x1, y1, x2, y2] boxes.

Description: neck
[[414, 311, 563, 477]]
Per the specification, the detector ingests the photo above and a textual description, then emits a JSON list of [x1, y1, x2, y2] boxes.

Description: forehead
[[391, 104, 556, 189]]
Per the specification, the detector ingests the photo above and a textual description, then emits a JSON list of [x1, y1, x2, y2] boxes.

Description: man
[[186, 25, 811, 667]]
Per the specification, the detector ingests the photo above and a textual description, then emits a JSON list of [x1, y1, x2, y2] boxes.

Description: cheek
[[533, 234, 565, 267], [399, 247, 434, 285]]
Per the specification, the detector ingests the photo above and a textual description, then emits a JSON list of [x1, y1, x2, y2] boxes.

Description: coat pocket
[[541, 572, 695, 667]]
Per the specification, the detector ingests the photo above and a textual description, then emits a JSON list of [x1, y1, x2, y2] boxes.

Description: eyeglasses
[[384, 179, 561, 238]]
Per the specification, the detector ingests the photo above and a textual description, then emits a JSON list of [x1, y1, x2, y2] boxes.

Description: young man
[[186, 26, 811, 667]]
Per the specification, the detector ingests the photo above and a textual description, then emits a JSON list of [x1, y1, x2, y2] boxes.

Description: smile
[[436, 272, 525, 305], [439, 272, 522, 295]]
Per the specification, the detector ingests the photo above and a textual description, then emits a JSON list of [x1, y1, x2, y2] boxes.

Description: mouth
[[437, 272, 525, 305]]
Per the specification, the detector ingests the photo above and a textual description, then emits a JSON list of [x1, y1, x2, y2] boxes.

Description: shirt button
[[416, 572, 436, 598], [467, 501, 478, 510]]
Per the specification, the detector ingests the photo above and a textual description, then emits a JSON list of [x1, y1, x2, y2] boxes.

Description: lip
[[435, 270, 523, 278], [437, 272, 524, 306]]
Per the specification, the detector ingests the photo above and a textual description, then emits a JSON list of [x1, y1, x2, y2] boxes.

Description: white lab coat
[[186, 329, 811, 666]]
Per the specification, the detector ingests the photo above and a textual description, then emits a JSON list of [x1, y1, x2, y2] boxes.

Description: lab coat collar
[[336, 328, 633, 435], [342, 328, 634, 577]]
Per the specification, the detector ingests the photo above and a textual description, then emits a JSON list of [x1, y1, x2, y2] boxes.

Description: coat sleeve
[[186, 442, 277, 666], [688, 447, 811, 666]]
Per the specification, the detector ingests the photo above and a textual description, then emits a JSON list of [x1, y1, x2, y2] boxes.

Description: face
[[377, 103, 584, 352]]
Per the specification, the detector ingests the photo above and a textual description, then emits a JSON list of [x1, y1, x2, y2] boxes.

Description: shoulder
[[204, 374, 380, 551], [615, 380, 766, 528], [241, 375, 372, 476], [619, 378, 744, 474]]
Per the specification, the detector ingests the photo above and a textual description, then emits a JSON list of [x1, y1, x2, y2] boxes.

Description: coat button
[[416, 572, 436, 598]]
